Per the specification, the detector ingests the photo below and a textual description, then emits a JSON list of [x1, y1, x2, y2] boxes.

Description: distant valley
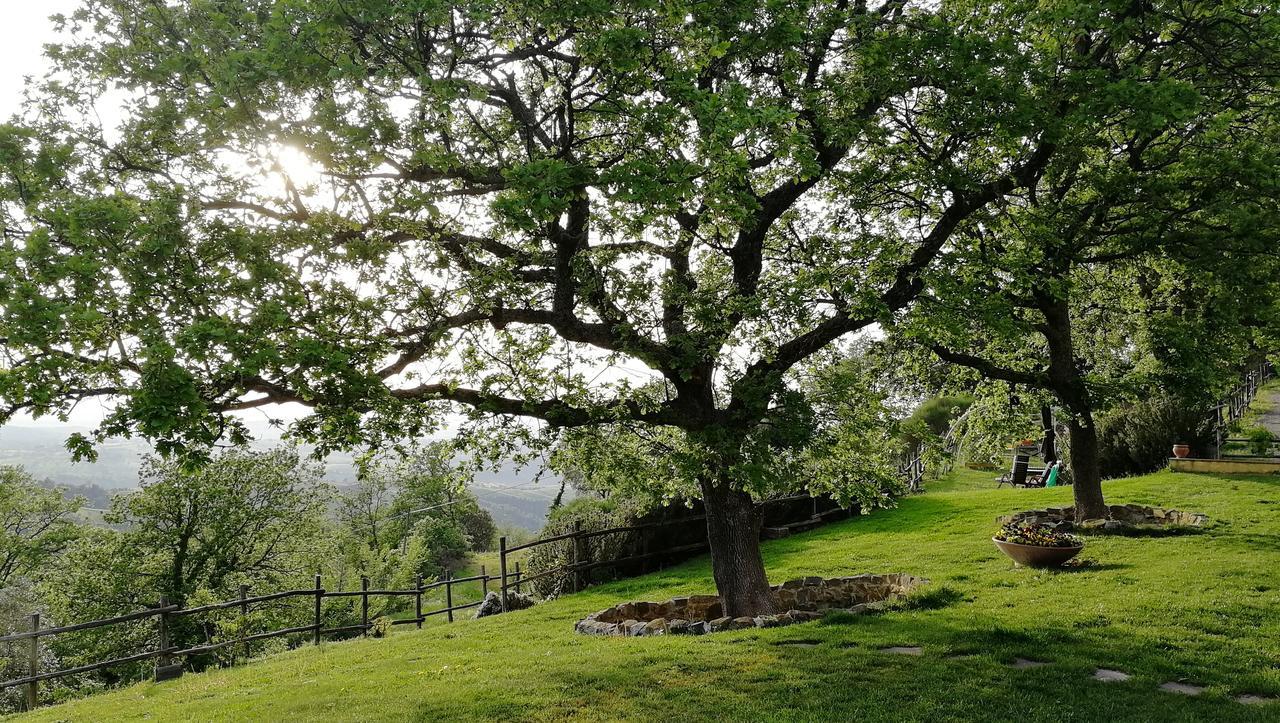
[[0, 426, 563, 532]]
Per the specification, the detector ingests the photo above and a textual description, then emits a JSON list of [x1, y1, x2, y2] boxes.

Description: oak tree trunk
[[1038, 288, 1107, 522], [700, 480, 779, 618], [1066, 411, 1107, 521]]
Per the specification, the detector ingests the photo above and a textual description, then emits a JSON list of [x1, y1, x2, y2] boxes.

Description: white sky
[[0, 2, 80, 118]]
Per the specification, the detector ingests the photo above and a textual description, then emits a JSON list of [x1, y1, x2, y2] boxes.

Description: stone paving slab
[[879, 646, 923, 655], [1159, 682, 1205, 696], [1235, 694, 1278, 705], [1011, 658, 1049, 669], [1093, 669, 1130, 682]]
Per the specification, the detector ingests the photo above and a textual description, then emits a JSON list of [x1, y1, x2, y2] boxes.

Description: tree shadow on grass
[[1045, 560, 1132, 574]]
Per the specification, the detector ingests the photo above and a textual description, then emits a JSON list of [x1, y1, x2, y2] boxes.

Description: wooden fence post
[[25, 612, 38, 711], [313, 574, 322, 646], [238, 584, 249, 664], [499, 536, 508, 613], [514, 562, 522, 594], [154, 597, 182, 682], [415, 574, 424, 630], [360, 576, 369, 636], [480, 565, 489, 595], [571, 521, 582, 593], [445, 572, 454, 623]]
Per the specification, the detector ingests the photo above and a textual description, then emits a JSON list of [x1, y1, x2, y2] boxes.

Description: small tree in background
[[0, 466, 82, 588]]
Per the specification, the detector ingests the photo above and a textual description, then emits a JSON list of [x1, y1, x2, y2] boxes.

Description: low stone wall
[[575, 573, 927, 637], [1001, 504, 1207, 531], [1169, 457, 1280, 475]]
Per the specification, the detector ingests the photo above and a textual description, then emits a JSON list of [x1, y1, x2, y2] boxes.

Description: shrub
[[1247, 427, 1275, 456], [994, 523, 1082, 548], [1095, 395, 1214, 477], [525, 497, 642, 599], [369, 616, 394, 638]]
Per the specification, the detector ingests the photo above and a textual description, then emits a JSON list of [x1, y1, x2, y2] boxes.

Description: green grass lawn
[[17, 470, 1280, 722]]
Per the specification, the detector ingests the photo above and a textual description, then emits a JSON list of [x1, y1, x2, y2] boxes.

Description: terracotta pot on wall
[[1172, 444, 1191, 459]]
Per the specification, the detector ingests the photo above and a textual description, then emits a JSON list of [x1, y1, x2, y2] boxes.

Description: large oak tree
[[1, 0, 1255, 614], [903, 5, 1280, 520]]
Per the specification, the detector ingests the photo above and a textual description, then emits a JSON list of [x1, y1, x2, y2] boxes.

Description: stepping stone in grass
[[1010, 658, 1049, 669], [1159, 682, 1206, 696], [879, 646, 923, 656], [1235, 694, 1278, 705], [1093, 669, 1131, 682]]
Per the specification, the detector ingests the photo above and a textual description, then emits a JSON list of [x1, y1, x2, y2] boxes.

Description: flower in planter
[[994, 522, 1083, 548]]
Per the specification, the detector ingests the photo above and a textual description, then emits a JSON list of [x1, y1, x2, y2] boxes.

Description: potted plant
[[1172, 443, 1190, 459], [993, 522, 1084, 567]]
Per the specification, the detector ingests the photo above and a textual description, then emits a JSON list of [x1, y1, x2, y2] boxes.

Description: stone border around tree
[[1000, 504, 1208, 532], [575, 573, 927, 637]]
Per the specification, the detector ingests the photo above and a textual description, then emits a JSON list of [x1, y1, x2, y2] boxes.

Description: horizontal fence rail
[[495, 492, 870, 610], [9, 473, 919, 710], [1211, 361, 1275, 459], [0, 567, 515, 710]]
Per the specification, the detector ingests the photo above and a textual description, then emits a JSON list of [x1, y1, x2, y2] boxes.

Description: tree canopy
[[3, 0, 1278, 613]]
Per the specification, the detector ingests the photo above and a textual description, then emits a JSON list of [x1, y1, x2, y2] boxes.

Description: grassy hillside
[[17, 470, 1280, 722]]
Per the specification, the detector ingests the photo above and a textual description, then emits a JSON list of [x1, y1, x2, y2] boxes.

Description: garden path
[[1255, 387, 1280, 437]]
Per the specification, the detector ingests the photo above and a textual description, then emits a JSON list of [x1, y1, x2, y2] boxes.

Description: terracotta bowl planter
[[1172, 444, 1190, 459], [992, 538, 1084, 567]]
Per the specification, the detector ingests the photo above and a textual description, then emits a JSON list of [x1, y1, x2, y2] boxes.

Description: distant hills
[[0, 426, 564, 532]]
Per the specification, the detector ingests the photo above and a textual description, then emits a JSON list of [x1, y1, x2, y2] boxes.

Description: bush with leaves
[[525, 497, 646, 599], [1094, 396, 1216, 476]]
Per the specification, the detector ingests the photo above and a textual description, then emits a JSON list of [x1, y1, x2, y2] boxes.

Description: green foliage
[[1094, 395, 1216, 476], [0, 466, 82, 587], [35, 448, 336, 686], [994, 523, 1083, 549], [17, 469, 1280, 722], [1247, 427, 1276, 457], [901, 396, 974, 443], [526, 497, 642, 599]]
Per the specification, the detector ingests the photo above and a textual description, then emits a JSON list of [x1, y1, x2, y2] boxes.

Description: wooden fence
[[899, 447, 926, 493], [493, 491, 868, 609], [0, 566, 524, 710], [7, 472, 923, 709], [1211, 361, 1275, 458]]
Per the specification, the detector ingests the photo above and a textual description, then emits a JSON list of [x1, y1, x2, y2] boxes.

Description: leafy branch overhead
[[3, 0, 1076, 456]]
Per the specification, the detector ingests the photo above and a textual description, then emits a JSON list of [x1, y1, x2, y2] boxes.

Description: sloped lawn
[[18, 471, 1280, 722]]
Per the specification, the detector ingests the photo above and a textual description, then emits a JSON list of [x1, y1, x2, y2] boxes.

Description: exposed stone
[[575, 573, 928, 636], [1011, 658, 1049, 669], [1001, 505, 1209, 532], [643, 618, 668, 635], [473, 590, 537, 618], [1093, 668, 1130, 682], [1235, 694, 1278, 705], [1159, 682, 1205, 696], [708, 616, 734, 632], [879, 646, 923, 655]]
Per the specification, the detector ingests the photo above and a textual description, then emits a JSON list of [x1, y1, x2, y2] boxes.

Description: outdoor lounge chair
[[996, 448, 1045, 488]]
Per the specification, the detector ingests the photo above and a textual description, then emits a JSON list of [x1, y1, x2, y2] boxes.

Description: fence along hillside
[[1, 568, 522, 711], [4, 477, 926, 711]]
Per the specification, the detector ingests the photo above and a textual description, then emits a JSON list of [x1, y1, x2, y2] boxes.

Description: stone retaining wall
[[1001, 504, 1207, 531], [575, 573, 926, 637]]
